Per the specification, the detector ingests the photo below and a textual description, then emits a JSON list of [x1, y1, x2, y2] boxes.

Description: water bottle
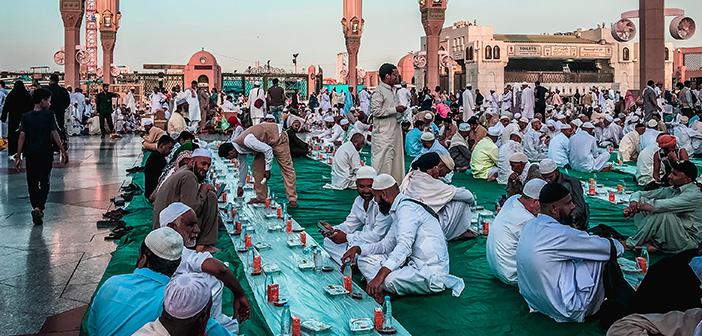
[[313, 246, 323, 272], [343, 258, 353, 293], [280, 303, 292, 336], [382, 296, 393, 329], [639, 246, 650, 273]]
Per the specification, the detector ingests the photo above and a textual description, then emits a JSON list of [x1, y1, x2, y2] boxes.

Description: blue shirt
[[405, 128, 423, 157], [87, 268, 233, 336]]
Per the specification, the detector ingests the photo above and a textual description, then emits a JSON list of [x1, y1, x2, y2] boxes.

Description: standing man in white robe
[[548, 124, 573, 168], [520, 83, 535, 119], [247, 81, 266, 125], [486, 179, 545, 286], [342, 174, 465, 302], [358, 87, 371, 117], [462, 84, 476, 121], [371, 63, 406, 183], [321, 167, 392, 264], [327, 133, 365, 190], [517, 183, 626, 323], [184, 81, 201, 129], [568, 122, 611, 172], [72, 88, 87, 121], [124, 86, 137, 114]]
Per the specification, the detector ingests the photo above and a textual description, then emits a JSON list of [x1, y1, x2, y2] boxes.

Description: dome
[[187, 50, 218, 66]]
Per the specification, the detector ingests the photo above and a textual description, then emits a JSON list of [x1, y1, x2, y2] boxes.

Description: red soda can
[[253, 255, 261, 274], [482, 220, 489, 235], [300, 232, 307, 246], [292, 316, 301, 336], [636, 257, 647, 273], [215, 183, 221, 191], [617, 184, 624, 193], [374, 307, 383, 330], [277, 206, 282, 219], [608, 192, 615, 202], [221, 192, 227, 203], [588, 178, 595, 187], [588, 185, 596, 196], [231, 207, 237, 218], [265, 198, 271, 208], [246, 175, 251, 184], [244, 234, 252, 249], [235, 221, 242, 233], [343, 275, 353, 293], [329, 157, 333, 165], [267, 283, 279, 303], [286, 219, 293, 234]]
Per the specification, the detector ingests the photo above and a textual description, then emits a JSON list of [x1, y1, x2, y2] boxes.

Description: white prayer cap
[[577, 113, 586, 118], [253, 81, 261, 86], [521, 82, 528, 86], [613, 117, 621, 123], [571, 119, 583, 127], [499, 115, 510, 121], [144, 227, 183, 261], [164, 273, 211, 319], [509, 131, 523, 139], [143, 119, 154, 126], [458, 123, 470, 132], [605, 115, 613, 122], [647, 119, 658, 127], [372, 174, 397, 190], [159, 202, 194, 228], [339, 119, 349, 126], [130, 86, 136, 90], [539, 159, 558, 174], [555, 114, 566, 120], [356, 166, 377, 180], [323, 116, 335, 123], [523, 178, 547, 199], [424, 112, 434, 120], [438, 152, 455, 171], [630, 115, 640, 123], [680, 116, 689, 124], [487, 126, 501, 137], [283, 107, 288, 112], [466, 83, 472, 88], [191, 148, 212, 159], [559, 124, 572, 130], [420, 132, 435, 141], [264, 114, 275, 119], [509, 152, 529, 163], [581, 122, 595, 129], [514, 113, 522, 119], [546, 120, 557, 128]]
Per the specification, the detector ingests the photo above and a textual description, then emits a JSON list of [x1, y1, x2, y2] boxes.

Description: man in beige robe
[[371, 63, 406, 183], [152, 148, 221, 252], [142, 119, 165, 151]]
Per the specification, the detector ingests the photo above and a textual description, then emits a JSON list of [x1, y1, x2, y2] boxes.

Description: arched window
[[466, 46, 474, 61], [622, 47, 630, 61], [493, 46, 500, 59], [485, 46, 492, 60], [664, 47, 669, 61]]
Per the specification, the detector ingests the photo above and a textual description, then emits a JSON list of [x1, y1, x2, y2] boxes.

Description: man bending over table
[[342, 174, 465, 303]]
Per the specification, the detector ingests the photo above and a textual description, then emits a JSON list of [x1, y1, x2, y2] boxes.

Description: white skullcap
[[555, 114, 566, 120], [577, 114, 586, 118], [143, 119, 154, 126], [509, 131, 523, 139], [647, 119, 658, 127], [605, 115, 613, 122], [253, 81, 261, 86], [159, 202, 194, 228], [438, 152, 455, 171], [191, 148, 212, 159], [420, 132, 435, 141], [509, 152, 529, 163], [499, 115, 510, 120], [680, 116, 689, 124], [559, 124, 572, 130], [521, 82, 528, 86], [518, 117, 529, 123], [514, 113, 522, 119], [372, 173, 397, 190], [356, 166, 377, 180], [572, 119, 583, 127], [264, 114, 275, 119], [424, 112, 434, 120], [323, 115, 335, 123], [164, 273, 211, 319], [539, 159, 558, 174], [523, 178, 547, 199], [466, 83, 472, 88], [581, 122, 595, 129], [613, 117, 621, 122], [339, 119, 349, 126], [144, 227, 183, 261], [487, 126, 501, 137], [546, 120, 557, 127], [630, 116, 640, 122], [458, 123, 470, 132]]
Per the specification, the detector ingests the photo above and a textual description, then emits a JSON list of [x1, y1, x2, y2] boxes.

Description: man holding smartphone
[[320, 166, 392, 264]]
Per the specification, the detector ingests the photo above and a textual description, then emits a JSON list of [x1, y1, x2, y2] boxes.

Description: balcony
[[504, 71, 614, 83]]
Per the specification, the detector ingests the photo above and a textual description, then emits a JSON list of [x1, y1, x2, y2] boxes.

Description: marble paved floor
[[0, 135, 142, 335]]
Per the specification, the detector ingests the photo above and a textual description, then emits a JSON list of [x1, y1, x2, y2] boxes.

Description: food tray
[[301, 319, 332, 332], [349, 318, 373, 332], [324, 285, 349, 296]]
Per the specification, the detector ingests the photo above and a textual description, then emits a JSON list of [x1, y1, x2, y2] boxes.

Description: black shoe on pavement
[[31, 208, 43, 225]]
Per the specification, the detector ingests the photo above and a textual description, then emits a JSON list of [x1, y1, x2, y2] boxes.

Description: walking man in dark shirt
[[15, 88, 69, 225], [267, 78, 285, 124], [46, 74, 70, 147], [534, 81, 548, 115], [143, 135, 176, 199], [95, 84, 119, 138]]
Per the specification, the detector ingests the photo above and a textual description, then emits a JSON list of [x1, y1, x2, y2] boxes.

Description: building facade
[[412, 21, 674, 95]]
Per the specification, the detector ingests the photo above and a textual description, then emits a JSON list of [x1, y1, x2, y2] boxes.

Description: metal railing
[[504, 71, 614, 83]]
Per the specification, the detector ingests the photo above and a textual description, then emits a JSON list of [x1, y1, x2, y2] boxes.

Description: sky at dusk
[[1, 0, 700, 73]]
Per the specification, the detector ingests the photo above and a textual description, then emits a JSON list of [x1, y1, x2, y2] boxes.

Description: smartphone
[[216, 182, 227, 198], [318, 221, 333, 234]]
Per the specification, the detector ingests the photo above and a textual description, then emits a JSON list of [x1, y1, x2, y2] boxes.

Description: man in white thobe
[[149, 87, 165, 115], [501, 86, 513, 113], [486, 179, 545, 286], [247, 81, 266, 125], [568, 122, 611, 172], [462, 84, 476, 121], [124, 87, 137, 114], [547, 124, 573, 168], [184, 81, 201, 128], [396, 82, 412, 109], [520, 83, 535, 119], [636, 144, 659, 186], [640, 120, 661, 152], [674, 116, 702, 155], [72, 88, 87, 121], [371, 64, 406, 183], [318, 116, 348, 147], [221, 96, 236, 113], [619, 124, 645, 162], [343, 174, 465, 302], [523, 119, 546, 161], [497, 132, 525, 185], [401, 152, 476, 240], [517, 183, 624, 323], [358, 87, 371, 117], [327, 133, 365, 190], [321, 167, 392, 264]]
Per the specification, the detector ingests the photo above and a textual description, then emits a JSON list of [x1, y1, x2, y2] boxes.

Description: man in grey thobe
[[371, 63, 406, 183]]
